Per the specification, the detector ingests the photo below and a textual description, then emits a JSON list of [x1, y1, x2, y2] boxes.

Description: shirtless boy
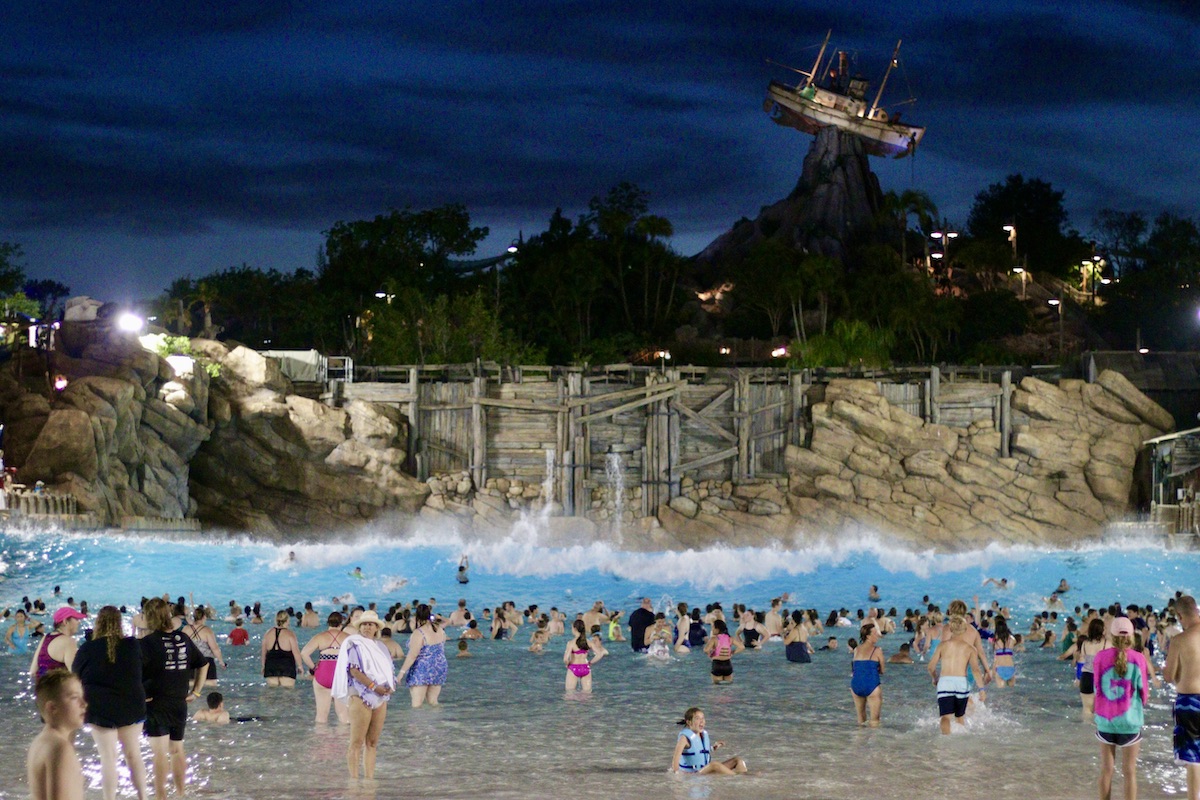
[[27, 669, 86, 800], [194, 692, 231, 725], [927, 615, 987, 735], [1166, 594, 1200, 800]]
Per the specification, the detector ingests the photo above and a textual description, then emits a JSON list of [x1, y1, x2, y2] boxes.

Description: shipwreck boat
[[764, 32, 925, 159]]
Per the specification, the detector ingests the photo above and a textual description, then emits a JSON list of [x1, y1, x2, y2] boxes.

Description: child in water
[[669, 707, 747, 775]]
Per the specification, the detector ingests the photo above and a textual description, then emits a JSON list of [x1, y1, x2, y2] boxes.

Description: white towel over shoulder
[[331, 634, 396, 700]]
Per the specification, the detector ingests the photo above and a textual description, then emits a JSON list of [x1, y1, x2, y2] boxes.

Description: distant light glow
[[654, 350, 671, 360], [1047, 299, 1061, 306], [718, 346, 731, 355], [771, 347, 788, 358], [117, 312, 144, 332], [1139, 347, 1150, 354]]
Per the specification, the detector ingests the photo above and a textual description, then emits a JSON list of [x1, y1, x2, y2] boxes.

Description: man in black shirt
[[140, 597, 207, 799], [627, 598, 655, 654]]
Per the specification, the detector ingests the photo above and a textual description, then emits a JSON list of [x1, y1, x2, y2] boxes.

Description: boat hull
[[765, 80, 925, 159]]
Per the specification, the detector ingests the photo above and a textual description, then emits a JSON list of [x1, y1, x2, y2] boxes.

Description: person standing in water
[[456, 555, 469, 584], [27, 670, 87, 800], [927, 615, 986, 735], [850, 624, 885, 727], [332, 611, 394, 780], [669, 707, 747, 775], [1166, 594, 1200, 800], [71, 606, 148, 800], [396, 603, 448, 708], [1094, 616, 1150, 800], [300, 612, 350, 724]]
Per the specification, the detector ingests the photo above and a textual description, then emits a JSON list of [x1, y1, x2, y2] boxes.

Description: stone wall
[[776, 371, 1171, 549]]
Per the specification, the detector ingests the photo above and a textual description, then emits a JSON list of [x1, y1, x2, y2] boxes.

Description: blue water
[[1, 523, 1197, 799]]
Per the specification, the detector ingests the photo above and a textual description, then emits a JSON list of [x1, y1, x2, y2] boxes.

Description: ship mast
[[802, 30, 832, 89], [868, 39, 902, 118]]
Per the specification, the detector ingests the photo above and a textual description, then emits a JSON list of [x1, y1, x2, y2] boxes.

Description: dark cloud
[[0, 1, 1197, 299]]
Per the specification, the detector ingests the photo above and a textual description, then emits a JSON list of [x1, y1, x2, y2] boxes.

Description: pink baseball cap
[[1110, 617, 1134, 637], [53, 607, 86, 626]]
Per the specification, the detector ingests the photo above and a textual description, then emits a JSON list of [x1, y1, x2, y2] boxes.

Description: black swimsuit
[[263, 628, 297, 679]]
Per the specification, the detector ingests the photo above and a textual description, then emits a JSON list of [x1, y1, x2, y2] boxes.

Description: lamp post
[[930, 228, 959, 264], [1012, 266, 1027, 300], [1003, 223, 1017, 261], [1048, 298, 1063, 359]]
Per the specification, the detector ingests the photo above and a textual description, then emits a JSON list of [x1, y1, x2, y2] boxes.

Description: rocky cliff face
[[187, 342, 428, 535], [0, 326, 210, 523], [644, 371, 1171, 551], [696, 126, 883, 267], [0, 322, 427, 533]]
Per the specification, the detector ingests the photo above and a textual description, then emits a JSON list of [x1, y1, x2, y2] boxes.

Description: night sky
[[2, 2, 1198, 302]]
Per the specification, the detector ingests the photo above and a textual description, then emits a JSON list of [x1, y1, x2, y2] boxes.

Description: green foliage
[[965, 174, 1089, 276], [152, 335, 222, 377], [0, 292, 42, 319], [366, 289, 542, 366], [789, 319, 893, 369]]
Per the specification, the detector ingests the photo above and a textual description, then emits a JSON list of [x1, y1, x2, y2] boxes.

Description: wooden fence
[[326, 364, 1030, 516]]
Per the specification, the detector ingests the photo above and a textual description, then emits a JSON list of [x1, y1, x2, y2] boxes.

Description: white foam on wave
[[7, 516, 1180, 596]]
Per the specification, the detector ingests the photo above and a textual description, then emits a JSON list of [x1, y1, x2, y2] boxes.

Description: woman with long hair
[[704, 619, 743, 685], [1093, 617, 1149, 800], [991, 616, 1017, 687], [1076, 617, 1108, 717], [564, 619, 594, 692], [397, 603, 448, 707], [183, 606, 224, 686], [72, 605, 148, 800]]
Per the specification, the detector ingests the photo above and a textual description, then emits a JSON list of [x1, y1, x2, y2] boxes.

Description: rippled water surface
[[0, 524, 1196, 799]]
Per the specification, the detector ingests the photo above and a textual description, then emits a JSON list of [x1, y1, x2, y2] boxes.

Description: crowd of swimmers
[[5, 575, 1200, 799]]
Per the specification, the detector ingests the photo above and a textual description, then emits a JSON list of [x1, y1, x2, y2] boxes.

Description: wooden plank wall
[[335, 366, 1019, 509]]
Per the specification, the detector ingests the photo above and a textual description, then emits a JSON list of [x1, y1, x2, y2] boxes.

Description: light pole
[[930, 228, 959, 264], [1048, 298, 1063, 359], [1003, 223, 1017, 260], [1012, 266, 1027, 300]]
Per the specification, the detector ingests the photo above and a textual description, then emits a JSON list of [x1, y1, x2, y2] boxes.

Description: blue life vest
[[678, 729, 711, 772]]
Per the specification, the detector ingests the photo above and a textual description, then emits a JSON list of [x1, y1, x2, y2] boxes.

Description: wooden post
[[562, 448, 575, 516], [668, 370, 681, 498], [471, 376, 486, 489], [736, 374, 751, 482], [407, 367, 424, 480], [1000, 370, 1012, 458], [930, 365, 941, 425], [639, 445, 650, 517]]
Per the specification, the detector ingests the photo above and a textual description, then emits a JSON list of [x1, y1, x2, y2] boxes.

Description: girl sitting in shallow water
[[669, 707, 747, 775]]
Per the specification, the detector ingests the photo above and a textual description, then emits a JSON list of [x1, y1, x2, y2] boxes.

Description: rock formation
[[0, 325, 209, 523], [181, 341, 429, 535], [0, 321, 427, 534], [696, 126, 883, 267], [638, 371, 1171, 551]]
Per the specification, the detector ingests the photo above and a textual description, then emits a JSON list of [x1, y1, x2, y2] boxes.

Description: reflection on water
[[0, 524, 1196, 798]]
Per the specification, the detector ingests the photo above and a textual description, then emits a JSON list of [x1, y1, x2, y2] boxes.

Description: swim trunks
[[1080, 671, 1095, 695], [711, 659, 733, 678], [937, 676, 970, 718], [1175, 693, 1200, 765]]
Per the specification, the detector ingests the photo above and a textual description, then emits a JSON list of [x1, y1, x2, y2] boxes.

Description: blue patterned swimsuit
[[405, 632, 448, 687]]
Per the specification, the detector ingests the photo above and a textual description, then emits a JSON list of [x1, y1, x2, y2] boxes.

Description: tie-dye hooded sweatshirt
[[1092, 647, 1149, 735]]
